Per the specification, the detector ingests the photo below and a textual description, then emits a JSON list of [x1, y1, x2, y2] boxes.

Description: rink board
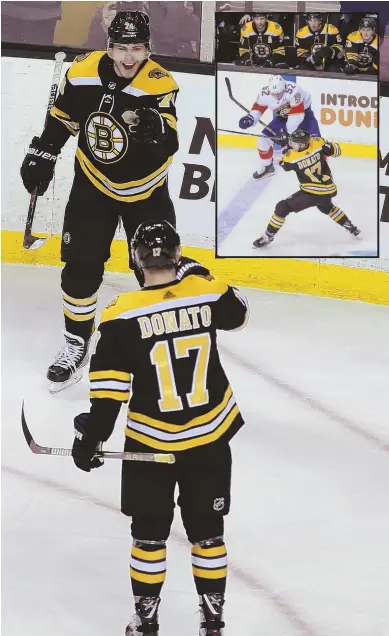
[[2, 57, 388, 304], [2, 229, 389, 305]]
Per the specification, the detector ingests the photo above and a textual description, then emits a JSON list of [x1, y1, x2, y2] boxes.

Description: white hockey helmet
[[268, 75, 286, 99]]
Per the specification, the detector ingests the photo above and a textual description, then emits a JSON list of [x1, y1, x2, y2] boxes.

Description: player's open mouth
[[122, 63, 136, 70]]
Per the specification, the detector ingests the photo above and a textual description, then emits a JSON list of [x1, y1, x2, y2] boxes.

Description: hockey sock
[[191, 538, 227, 595], [62, 292, 97, 341], [130, 540, 167, 598], [266, 213, 286, 236], [327, 205, 348, 226]]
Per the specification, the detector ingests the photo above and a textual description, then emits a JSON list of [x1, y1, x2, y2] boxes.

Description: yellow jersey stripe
[[89, 389, 130, 401], [125, 405, 239, 451], [128, 386, 232, 432]]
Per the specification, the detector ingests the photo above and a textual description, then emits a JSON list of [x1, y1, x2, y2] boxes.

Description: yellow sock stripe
[[192, 545, 227, 558], [89, 389, 130, 401], [192, 567, 227, 579], [329, 206, 340, 217], [130, 568, 166, 584], [132, 547, 166, 561], [269, 220, 282, 230], [333, 212, 345, 223], [272, 214, 285, 224], [89, 369, 131, 382], [63, 307, 96, 322], [63, 293, 98, 306]]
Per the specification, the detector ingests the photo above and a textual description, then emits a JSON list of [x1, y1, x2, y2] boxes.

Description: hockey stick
[[23, 51, 66, 250], [224, 76, 276, 137], [218, 127, 282, 141], [21, 402, 175, 464]]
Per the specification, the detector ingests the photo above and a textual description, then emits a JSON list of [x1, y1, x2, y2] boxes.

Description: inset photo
[[216, 11, 379, 257]]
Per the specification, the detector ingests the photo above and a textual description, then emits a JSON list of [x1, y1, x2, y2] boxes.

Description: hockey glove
[[278, 133, 289, 150], [311, 46, 335, 66], [176, 256, 213, 281], [239, 114, 254, 130], [356, 53, 373, 67], [72, 413, 104, 473], [20, 136, 58, 195], [344, 63, 358, 75], [127, 108, 167, 144]]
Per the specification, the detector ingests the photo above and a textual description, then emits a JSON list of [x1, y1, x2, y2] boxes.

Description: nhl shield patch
[[213, 497, 225, 512]]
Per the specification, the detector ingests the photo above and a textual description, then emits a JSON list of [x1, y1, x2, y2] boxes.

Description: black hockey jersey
[[41, 51, 179, 203], [345, 31, 378, 72], [88, 275, 249, 452], [295, 23, 343, 59], [239, 19, 284, 65], [281, 137, 340, 196]]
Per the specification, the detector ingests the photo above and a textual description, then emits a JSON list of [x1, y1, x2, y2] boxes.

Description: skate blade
[[253, 171, 275, 181], [49, 370, 84, 394]]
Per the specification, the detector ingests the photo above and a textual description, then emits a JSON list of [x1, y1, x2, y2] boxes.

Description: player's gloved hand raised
[[125, 107, 167, 144], [72, 413, 104, 473], [176, 256, 213, 281], [20, 136, 58, 195], [239, 114, 254, 129]]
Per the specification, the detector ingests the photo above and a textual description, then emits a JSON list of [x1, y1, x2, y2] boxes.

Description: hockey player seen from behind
[[20, 11, 189, 394], [253, 129, 361, 248], [238, 74, 320, 180], [238, 12, 286, 68], [71, 220, 249, 636], [344, 16, 378, 75]]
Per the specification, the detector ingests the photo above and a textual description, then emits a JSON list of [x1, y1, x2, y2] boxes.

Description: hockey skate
[[343, 220, 361, 238], [199, 593, 225, 636], [253, 163, 275, 180], [47, 330, 90, 393], [125, 596, 160, 636], [252, 232, 275, 248]]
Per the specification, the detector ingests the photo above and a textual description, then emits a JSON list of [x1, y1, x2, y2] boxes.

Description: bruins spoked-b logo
[[85, 112, 128, 163]]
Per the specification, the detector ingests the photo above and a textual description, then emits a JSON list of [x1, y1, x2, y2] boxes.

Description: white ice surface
[[217, 148, 378, 257], [2, 264, 389, 636]]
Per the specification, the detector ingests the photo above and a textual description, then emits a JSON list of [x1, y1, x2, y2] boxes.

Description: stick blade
[[21, 402, 45, 454], [225, 76, 232, 96], [23, 233, 49, 250]]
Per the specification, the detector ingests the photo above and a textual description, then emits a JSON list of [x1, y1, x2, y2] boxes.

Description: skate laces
[[53, 334, 84, 370]]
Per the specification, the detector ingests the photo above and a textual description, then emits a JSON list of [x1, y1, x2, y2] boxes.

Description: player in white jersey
[[238, 75, 321, 179]]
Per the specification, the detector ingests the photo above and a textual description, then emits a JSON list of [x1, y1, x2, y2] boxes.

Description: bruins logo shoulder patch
[[148, 68, 170, 79], [75, 52, 91, 62]]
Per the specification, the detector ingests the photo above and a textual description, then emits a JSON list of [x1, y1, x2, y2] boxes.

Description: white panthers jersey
[[250, 81, 311, 120]]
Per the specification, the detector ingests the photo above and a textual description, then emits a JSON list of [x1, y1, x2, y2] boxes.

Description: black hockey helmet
[[306, 13, 323, 23], [108, 11, 150, 47], [131, 220, 181, 270], [288, 128, 310, 151], [253, 12, 267, 17], [359, 16, 376, 32]]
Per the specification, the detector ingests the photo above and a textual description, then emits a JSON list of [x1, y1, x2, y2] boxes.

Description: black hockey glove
[[343, 63, 358, 75], [72, 413, 104, 473], [311, 46, 335, 66], [176, 256, 213, 281], [127, 108, 167, 144], [278, 133, 289, 150], [356, 53, 373, 68], [20, 136, 59, 195]]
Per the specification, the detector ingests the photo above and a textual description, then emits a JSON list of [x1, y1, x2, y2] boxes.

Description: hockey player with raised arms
[[252, 129, 361, 248], [71, 220, 249, 636], [20, 11, 209, 393], [238, 74, 321, 179]]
